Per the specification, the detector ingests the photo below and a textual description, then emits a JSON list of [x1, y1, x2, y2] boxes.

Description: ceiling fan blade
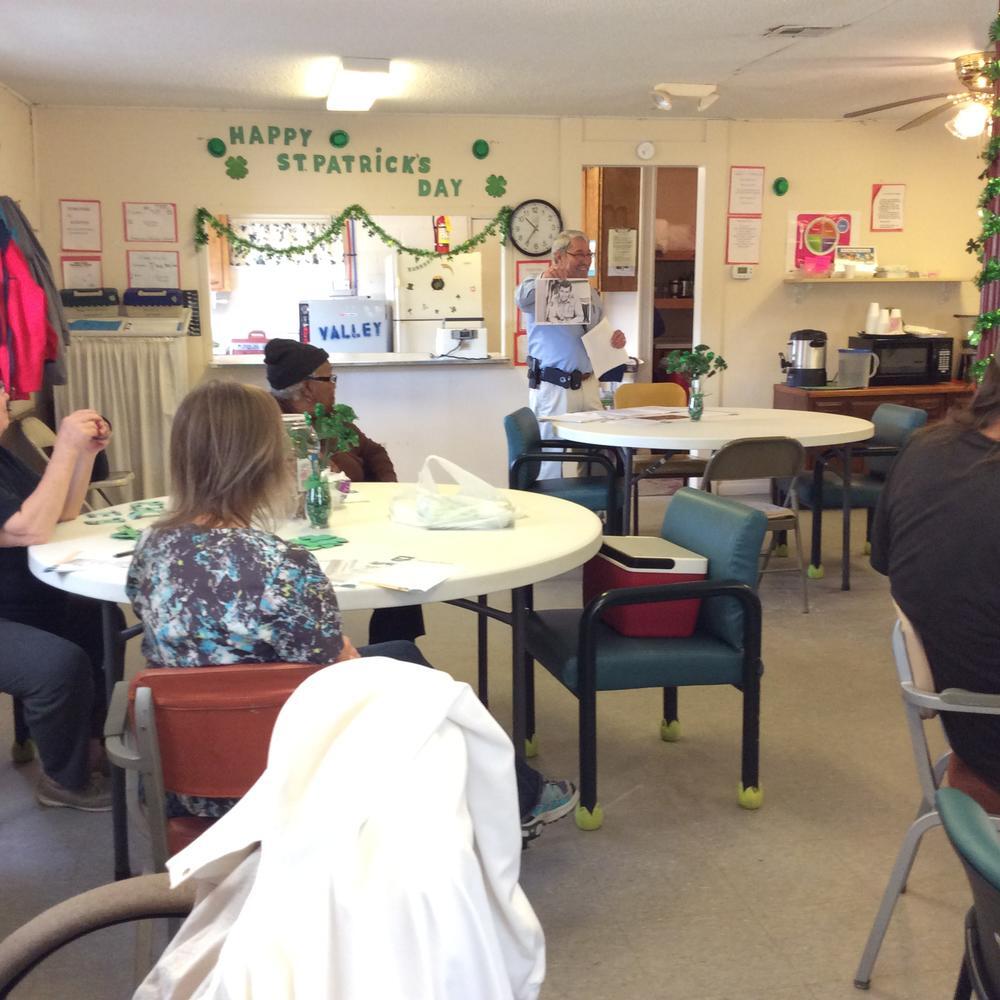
[[843, 93, 952, 118], [896, 101, 959, 131]]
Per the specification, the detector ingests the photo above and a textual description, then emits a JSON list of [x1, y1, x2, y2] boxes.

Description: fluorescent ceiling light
[[327, 57, 393, 112], [945, 100, 990, 140]]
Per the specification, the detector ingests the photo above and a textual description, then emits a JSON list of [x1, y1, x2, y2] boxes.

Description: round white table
[[29, 482, 602, 878], [28, 482, 602, 610], [551, 406, 875, 589]]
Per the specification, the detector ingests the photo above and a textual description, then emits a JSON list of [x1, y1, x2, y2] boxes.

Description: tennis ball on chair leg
[[524, 735, 539, 758], [807, 564, 824, 580], [738, 783, 764, 810], [574, 802, 604, 830], [660, 719, 681, 742]]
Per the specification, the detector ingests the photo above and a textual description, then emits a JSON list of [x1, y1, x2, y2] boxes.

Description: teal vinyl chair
[[523, 487, 767, 829], [504, 407, 624, 533], [937, 788, 1000, 999], [796, 403, 927, 575]]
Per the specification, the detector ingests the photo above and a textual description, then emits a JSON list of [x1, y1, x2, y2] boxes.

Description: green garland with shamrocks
[[194, 204, 513, 261], [966, 12, 1000, 382]]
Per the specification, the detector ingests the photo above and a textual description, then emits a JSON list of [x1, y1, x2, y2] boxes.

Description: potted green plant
[[662, 345, 728, 421]]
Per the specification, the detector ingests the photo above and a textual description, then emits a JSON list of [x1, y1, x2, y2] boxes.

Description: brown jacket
[[324, 424, 397, 483]]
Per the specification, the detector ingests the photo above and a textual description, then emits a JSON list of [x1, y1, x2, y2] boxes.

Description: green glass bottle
[[304, 454, 331, 529]]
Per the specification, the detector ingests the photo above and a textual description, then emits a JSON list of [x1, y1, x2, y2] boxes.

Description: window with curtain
[[210, 216, 353, 357]]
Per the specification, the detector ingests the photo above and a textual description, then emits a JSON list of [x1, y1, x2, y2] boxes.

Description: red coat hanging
[[0, 224, 58, 400]]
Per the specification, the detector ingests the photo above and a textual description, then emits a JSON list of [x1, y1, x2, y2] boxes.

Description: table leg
[[808, 456, 824, 579], [621, 448, 634, 536], [511, 584, 531, 758], [840, 444, 853, 592], [101, 602, 132, 881], [476, 594, 489, 708]]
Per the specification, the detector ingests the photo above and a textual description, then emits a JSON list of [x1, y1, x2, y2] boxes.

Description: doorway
[[581, 166, 699, 383]]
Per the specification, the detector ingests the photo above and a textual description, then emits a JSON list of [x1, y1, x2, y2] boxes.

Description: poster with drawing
[[535, 278, 592, 326]]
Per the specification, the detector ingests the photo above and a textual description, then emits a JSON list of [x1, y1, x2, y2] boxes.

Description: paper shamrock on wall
[[225, 156, 249, 180], [485, 175, 507, 197]]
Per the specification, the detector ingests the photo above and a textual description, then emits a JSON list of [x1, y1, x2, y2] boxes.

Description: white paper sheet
[[582, 317, 629, 379], [324, 552, 453, 592]]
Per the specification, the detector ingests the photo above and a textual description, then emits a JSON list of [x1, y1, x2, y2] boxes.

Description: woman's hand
[[335, 636, 362, 662], [57, 410, 110, 454]]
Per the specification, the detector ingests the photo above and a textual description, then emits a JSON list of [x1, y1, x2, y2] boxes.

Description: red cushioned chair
[[104, 663, 322, 872]]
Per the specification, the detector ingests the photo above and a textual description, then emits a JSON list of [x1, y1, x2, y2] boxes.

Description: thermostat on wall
[[731, 265, 753, 280]]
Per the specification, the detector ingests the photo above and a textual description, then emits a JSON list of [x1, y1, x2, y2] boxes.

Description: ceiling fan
[[844, 51, 992, 134]]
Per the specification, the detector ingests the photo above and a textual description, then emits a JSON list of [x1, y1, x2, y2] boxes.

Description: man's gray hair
[[553, 229, 587, 256], [270, 381, 306, 401]]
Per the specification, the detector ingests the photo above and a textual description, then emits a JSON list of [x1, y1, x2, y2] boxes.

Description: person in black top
[[871, 359, 1000, 810], [0, 383, 118, 811]]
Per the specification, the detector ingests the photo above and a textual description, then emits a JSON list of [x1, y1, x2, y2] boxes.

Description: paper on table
[[324, 553, 453, 592], [537, 410, 609, 423], [582, 317, 629, 379]]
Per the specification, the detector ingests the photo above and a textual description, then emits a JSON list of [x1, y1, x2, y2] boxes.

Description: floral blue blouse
[[126, 525, 344, 817]]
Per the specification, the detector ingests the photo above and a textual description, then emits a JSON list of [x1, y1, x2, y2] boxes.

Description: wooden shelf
[[654, 298, 694, 309], [783, 276, 968, 285]]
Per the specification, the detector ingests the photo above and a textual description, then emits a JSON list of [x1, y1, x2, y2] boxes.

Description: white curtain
[[55, 334, 189, 501]]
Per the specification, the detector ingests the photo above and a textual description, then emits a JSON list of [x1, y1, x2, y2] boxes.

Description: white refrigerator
[[386, 251, 484, 354]]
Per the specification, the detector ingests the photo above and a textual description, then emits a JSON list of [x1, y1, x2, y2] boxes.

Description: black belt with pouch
[[527, 356, 589, 390]]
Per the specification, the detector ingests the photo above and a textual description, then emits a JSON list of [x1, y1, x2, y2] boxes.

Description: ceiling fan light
[[946, 101, 990, 140]]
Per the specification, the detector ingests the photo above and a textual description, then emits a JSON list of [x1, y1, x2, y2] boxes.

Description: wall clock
[[509, 199, 563, 257]]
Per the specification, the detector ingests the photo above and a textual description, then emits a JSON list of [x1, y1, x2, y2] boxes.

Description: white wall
[[28, 107, 986, 480], [0, 84, 35, 216]]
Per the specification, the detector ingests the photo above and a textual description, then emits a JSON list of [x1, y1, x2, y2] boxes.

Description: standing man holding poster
[[514, 230, 626, 479]]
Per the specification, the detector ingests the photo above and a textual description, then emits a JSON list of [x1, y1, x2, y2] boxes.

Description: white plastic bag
[[390, 455, 517, 530]]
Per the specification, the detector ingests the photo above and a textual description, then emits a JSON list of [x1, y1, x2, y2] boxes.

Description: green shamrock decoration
[[485, 174, 507, 198], [225, 155, 249, 180]]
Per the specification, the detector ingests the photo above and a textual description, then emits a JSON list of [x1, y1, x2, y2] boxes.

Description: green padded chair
[[937, 788, 1000, 999], [504, 407, 624, 533], [796, 403, 927, 575], [523, 486, 767, 829]]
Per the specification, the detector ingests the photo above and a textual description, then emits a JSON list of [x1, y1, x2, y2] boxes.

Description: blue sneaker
[[524, 779, 579, 829]]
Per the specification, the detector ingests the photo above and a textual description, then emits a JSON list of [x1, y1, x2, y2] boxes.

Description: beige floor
[[0, 498, 968, 999]]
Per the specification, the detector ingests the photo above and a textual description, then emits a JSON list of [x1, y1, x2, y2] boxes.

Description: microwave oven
[[847, 334, 953, 386]]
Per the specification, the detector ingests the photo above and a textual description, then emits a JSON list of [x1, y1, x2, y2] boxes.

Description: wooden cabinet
[[206, 213, 232, 293], [582, 167, 639, 293], [773, 382, 974, 423]]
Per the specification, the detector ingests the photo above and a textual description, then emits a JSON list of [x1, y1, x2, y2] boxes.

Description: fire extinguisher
[[433, 215, 451, 254]]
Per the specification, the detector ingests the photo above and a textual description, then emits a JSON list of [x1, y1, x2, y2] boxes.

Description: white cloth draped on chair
[[134, 657, 546, 1000], [56, 334, 188, 501]]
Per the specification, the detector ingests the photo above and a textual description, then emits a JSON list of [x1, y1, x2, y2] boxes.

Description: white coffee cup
[[843, 263, 857, 279]]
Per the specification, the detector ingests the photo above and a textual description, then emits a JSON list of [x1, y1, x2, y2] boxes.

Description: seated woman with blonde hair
[[126, 381, 576, 837]]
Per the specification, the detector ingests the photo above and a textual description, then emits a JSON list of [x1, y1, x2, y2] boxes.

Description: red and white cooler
[[582, 536, 708, 638]]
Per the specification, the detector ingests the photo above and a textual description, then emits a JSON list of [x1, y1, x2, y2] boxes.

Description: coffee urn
[[779, 329, 828, 387]]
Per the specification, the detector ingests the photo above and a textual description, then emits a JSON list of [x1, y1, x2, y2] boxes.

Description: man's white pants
[[529, 378, 602, 480]]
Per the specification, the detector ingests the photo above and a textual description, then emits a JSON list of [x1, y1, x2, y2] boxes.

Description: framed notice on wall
[[127, 250, 181, 289], [60, 255, 103, 290], [60, 199, 102, 252], [123, 202, 178, 243]]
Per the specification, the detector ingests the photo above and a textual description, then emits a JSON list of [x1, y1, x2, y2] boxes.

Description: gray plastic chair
[[702, 436, 809, 613], [854, 611, 1000, 990]]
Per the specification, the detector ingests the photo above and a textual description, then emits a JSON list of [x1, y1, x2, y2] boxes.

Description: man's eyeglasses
[[566, 250, 594, 259], [306, 374, 337, 384]]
